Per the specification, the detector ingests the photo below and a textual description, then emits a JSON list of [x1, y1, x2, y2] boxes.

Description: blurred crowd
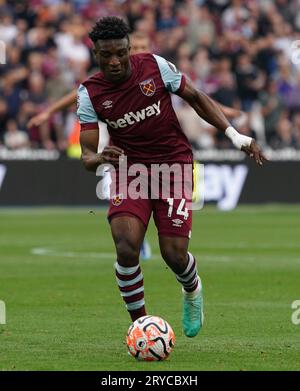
[[1, 0, 300, 152]]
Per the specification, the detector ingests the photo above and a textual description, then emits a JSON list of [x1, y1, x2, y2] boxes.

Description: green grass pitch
[[0, 205, 299, 371]]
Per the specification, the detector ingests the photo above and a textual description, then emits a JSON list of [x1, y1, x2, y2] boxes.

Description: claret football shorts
[[107, 163, 193, 238]]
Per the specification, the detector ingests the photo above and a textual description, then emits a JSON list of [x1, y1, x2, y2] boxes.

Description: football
[[126, 315, 175, 361]]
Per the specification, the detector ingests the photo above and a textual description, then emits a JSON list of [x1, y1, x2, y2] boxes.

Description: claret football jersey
[[77, 53, 193, 164]]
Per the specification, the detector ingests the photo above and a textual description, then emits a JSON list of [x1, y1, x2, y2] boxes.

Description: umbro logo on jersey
[[105, 100, 161, 129], [172, 219, 183, 227], [102, 100, 113, 109], [139, 78, 156, 96]]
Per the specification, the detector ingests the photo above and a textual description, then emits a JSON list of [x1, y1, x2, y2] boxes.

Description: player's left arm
[[77, 84, 124, 172], [177, 80, 268, 166]]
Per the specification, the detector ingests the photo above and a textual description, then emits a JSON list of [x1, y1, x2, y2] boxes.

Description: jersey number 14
[[167, 198, 189, 220]]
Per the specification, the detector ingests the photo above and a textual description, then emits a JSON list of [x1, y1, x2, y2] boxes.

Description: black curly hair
[[89, 17, 131, 44]]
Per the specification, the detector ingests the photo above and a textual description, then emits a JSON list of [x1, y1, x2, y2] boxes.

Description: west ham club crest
[[112, 193, 124, 206], [139, 79, 156, 96]]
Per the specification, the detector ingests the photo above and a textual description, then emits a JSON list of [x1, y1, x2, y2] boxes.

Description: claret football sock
[[176, 252, 199, 293], [115, 262, 146, 322]]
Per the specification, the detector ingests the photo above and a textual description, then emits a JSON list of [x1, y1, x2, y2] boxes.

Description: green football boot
[[182, 277, 204, 337]]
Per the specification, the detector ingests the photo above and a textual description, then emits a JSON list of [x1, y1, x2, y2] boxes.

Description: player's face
[[94, 38, 131, 83], [130, 37, 151, 55]]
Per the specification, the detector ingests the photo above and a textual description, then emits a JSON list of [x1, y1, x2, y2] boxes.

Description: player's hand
[[242, 139, 268, 166], [99, 146, 125, 165], [28, 111, 50, 128]]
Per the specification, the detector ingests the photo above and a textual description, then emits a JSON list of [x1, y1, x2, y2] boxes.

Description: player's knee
[[115, 239, 140, 265]]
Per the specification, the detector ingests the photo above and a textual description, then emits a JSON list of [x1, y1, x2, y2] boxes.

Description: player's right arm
[[77, 84, 123, 172], [80, 129, 123, 172]]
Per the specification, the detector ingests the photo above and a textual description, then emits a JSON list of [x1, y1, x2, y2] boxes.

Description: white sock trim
[[183, 276, 202, 297], [116, 272, 143, 288], [115, 262, 139, 275], [126, 298, 145, 311], [178, 252, 194, 278]]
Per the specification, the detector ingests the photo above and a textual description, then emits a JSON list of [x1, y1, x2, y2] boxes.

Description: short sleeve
[[153, 54, 186, 93], [77, 84, 99, 131]]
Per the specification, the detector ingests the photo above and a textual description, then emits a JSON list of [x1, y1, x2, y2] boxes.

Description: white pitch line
[[31, 247, 115, 258], [30, 248, 300, 264], [30, 247, 163, 260]]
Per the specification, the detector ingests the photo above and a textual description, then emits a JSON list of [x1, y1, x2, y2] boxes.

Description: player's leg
[[153, 190, 204, 338], [159, 235, 204, 338], [101, 168, 152, 261], [107, 166, 152, 322], [110, 215, 147, 322]]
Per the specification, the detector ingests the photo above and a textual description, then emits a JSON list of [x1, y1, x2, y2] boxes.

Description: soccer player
[[28, 31, 153, 261], [77, 17, 266, 338], [27, 32, 242, 268]]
